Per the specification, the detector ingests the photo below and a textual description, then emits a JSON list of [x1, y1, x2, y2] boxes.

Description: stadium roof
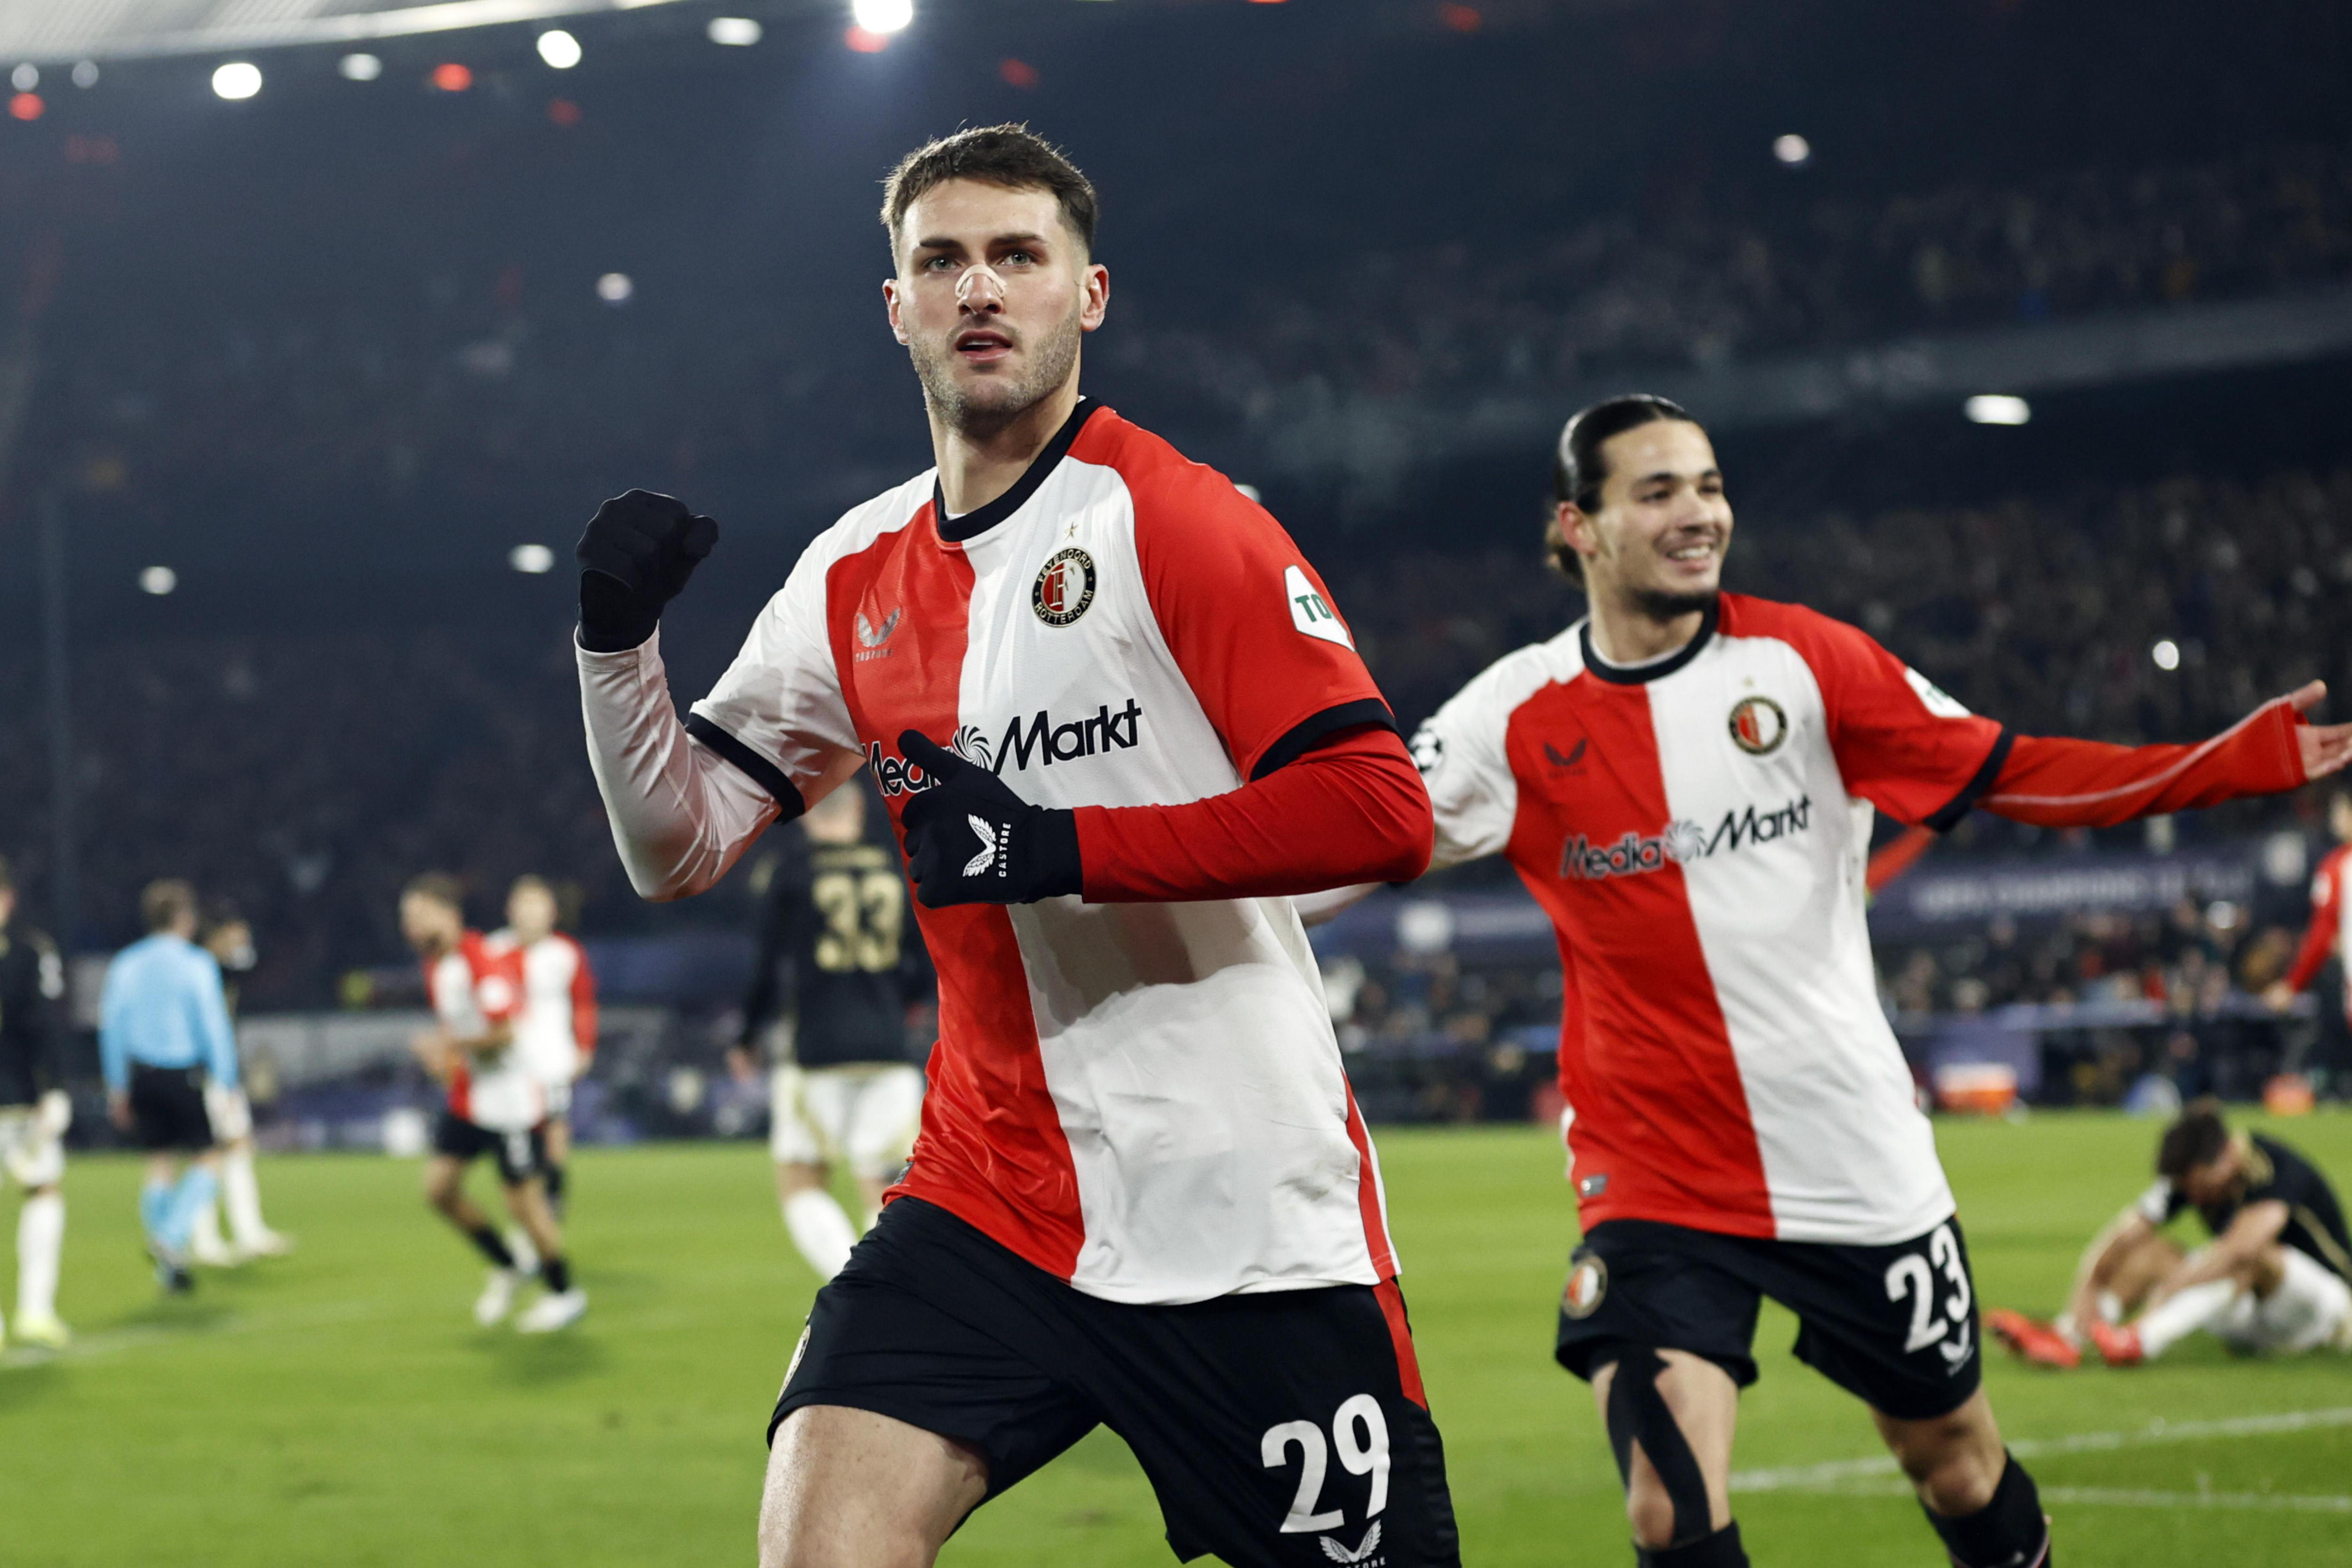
[[0, 0, 701, 63]]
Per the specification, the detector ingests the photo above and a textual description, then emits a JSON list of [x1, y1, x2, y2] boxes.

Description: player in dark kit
[[0, 857, 74, 1349], [575, 126, 1456, 1566], [1303, 393, 2352, 1568], [727, 781, 934, 1281]]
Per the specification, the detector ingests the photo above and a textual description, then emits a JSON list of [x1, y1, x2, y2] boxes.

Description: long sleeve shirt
[[98, 933, 239, 1093]]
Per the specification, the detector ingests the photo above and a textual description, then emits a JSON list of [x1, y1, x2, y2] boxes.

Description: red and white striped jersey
[[486, 929, 598, 1088], [2285, 843, 2352, 1019], [1414, 593, 2005, 1245], [683, 400, 1400, 1304], [423, 932, 544, 1132]]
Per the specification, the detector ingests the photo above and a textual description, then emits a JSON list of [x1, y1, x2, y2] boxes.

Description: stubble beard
[[1626, 585, 1719, 622], [911, 302, 1084, 441]]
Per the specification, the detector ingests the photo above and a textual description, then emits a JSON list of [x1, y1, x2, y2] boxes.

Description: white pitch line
[[2039, 1486, 2352, 1514], [1732, 1406, 2352, 1493]]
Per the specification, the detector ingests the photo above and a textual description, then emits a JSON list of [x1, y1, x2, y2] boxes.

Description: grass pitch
[[3, 1113, 2350, 1566]]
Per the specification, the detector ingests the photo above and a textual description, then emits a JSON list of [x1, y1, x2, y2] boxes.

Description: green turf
[[3, 1112, 2349, 1565]]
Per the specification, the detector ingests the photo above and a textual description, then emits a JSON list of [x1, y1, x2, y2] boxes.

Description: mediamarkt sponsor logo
[[1560, 795, 1812, 881], [868, 698, 1144, 796]]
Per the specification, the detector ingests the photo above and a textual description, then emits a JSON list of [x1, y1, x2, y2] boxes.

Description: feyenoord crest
[[1727, 694, 1788, 756], [1561, 1254, 1608, 1319], [1032, 547, 1097, 627]]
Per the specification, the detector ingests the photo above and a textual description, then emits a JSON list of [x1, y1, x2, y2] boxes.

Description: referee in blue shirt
[[100, 880, 238, 1292]]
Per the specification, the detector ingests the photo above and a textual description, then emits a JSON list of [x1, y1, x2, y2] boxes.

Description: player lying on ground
[[0, 854, 73, 1349], [399, 876, 586, 1334], [100, 879, 238, 1296], [1990, 1104, 2352, 1369], [575, 125, 1458, 1568], [189, 902, 294, 1266], [1301, 393, 2352, 1568], [725, 782, 932, 1283], [487, 875, 597, 1244]]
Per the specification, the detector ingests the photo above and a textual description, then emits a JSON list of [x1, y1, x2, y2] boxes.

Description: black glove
[[575, 489, 719, 653], [896, 732, 1082, 907]]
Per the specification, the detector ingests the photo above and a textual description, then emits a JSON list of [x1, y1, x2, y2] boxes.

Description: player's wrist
[[577, 573, 661, 654]]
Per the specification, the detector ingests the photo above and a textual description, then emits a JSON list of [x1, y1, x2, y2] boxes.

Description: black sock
[[542, 1256, 572, 1294], [543, 1163, 567, 1219], [468, 1225, 516, 1269], [1923, 1454, 2050, 1568], [1637, 1522, 1746, 1567]]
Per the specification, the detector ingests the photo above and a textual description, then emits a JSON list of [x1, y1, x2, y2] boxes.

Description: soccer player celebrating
[[100, 879, 238, 1294], [575, 126, 1455, 1567], [1310, 394, 2352, 1568], [2263, 788, 2352, 1081], [1990, 1103, 2352, 1369], [399, 875, 586, 1334], [189, 901, 294, 1265], [724, 782, 931, 1281], [488, 876, 596, 1223], [0, 856, 73, 1349]]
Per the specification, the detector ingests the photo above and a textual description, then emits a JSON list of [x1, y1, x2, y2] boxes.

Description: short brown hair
[[142, 878, 198, 933], [401, 872, 466, 915], [1543, 393, 1697, 586], [2157, 1101, 2230, 1179], [880, 124, 1098, 257]]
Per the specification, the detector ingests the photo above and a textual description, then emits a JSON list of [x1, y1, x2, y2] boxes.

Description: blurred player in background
[[1307, 392, 2352, 1568], [489, 876, 596, 1226], [399, 875, 586, 1333], [576, 127, 1456, 1567], [1990, 1104, 2352, 1369], [0, 856, 73, 1349], [2265, 788, 2352, 1092], [99, 879, 237, 1294], [724, 781, 930, 1281], [189, 900, 293, 1265]]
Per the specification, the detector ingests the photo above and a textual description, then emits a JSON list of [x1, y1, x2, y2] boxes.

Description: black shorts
[[1554, 1215, 1983, 1421], [128, 1065, 214, 1153], [431, 1110, 547, 1187], [772, 1196, 1460, 1568]]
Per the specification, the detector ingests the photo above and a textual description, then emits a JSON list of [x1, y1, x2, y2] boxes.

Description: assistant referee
[[99, 880, 238, 1292]]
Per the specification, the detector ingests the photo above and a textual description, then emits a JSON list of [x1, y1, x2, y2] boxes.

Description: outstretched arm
[[2145, 1200, 2290, 1310], [1981, 682, 2352, 828]]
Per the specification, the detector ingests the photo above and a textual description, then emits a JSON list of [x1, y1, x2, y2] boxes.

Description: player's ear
[[882, 277, 909, 346], [1079, 262, 1110, 334], [1554, 501, 1601, 567]]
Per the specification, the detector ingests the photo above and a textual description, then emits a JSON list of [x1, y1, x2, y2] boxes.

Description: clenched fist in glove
[[575, 489, 719, 653], [897, 732, 1082, 907]]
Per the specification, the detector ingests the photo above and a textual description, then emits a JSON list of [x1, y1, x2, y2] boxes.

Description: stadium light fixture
[[139, 565, 178, 596], [509, 544, 556, 574], [8, 91, 41, 120], [536, 30, 582, 70], [1773, 133, 1810, 167], [1964, 394, 2031, 426], [707, 16, 763, 46], [596, 271, 633, 304], [71, 60, 97, 88], [212, 61, 262, 99], [2151, 638, 2181, 672], [852, 0, 914, 35], [339, 52, 383, 81], [11, 64, 37, 91], [430, 61, 472, 92]]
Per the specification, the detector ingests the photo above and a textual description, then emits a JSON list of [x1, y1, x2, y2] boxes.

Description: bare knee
[[1879, 1393, 2005, 1516], [760, 1406, 985, 1568]]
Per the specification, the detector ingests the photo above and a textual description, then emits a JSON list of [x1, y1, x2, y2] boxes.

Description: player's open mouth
[[954, 329, 1014, 363], [1662, 537, 1722, 569]]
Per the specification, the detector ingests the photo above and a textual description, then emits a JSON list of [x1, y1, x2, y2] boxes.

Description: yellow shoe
[[10, 1313, 71, 1350]]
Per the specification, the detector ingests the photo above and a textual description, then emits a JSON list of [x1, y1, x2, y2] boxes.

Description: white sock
[[224, 1147, 270, 1243], [18, 1191, 64, 1322], [2052, 1311, 2082, 1348], [192, 1197, 229, 1258], [782, 1190, 858, 1282], [2137, 1278, 2241, 1359]]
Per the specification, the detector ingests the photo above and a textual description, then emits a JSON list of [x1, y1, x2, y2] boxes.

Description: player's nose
[[955, 262, 1008, 311]]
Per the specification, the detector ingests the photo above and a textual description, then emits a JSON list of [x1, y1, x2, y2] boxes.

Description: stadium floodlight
[[596, 271, 633, 303], [509, 543, 556, 574], [2151, 638, 2182, 671], [1964, 393, 2031, 426], [71, 60, 97, 88], [10, 63, 36, 91], [852, 0, 914, 35], [707, 16, 762, 45], [139, 565, 178, 596], [1773, 133, 1810, 166], [7, 91, 38, 119], [536, 29, 581, 69], [211, 60, 261, 99], [339, 52, 382, 80]]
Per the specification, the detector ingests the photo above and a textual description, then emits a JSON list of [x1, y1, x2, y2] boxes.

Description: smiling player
[[1304, 393, 2352, 1568], [574, 126, 1456, 1566]]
